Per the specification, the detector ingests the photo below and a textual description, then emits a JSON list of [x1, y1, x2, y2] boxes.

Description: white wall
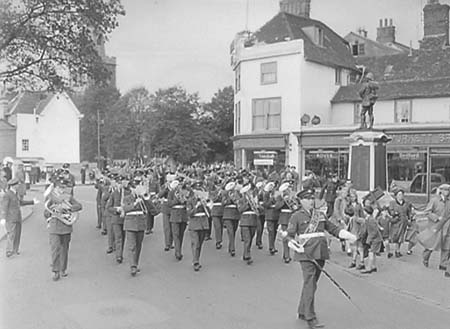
[[234, 40, 303, 135], [16, 94, 81, 163], [300, 60, 344, 125], [331, 97, 450, 125]]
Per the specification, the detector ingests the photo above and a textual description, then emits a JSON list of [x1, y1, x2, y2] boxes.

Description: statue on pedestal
[[358, 72, 379, 130]]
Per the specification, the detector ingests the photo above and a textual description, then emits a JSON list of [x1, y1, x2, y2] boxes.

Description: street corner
[[61, 298, 170, 329]]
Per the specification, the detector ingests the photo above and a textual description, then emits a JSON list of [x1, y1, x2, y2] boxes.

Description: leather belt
[[126, 211, 144, 216]]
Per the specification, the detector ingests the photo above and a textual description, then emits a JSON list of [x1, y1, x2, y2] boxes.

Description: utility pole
[[97, 108, 101, 171]]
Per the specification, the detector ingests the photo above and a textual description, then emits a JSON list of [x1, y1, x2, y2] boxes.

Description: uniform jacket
[[187, 202, 209, 231], [221, 190, 240, 221], [122, 191, 146, 231], [286, 208, 341, 261], [101, 187, 111, 218], [44, 194, 82, 235], [95, 181, 103, 203], [1, 189, 34, 223], [158, 184, 171, 214], [319, 180, 339, 203], [168, 188, 189, 223], [263, 191, 283, 221], [106, 188, 124, 225], [278, 199, 294, 226], [209, 188, 224, 217], [238, 197, 257, 227]]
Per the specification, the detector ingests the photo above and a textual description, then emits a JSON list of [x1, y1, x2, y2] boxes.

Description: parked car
[[390, 173, 447, 194]]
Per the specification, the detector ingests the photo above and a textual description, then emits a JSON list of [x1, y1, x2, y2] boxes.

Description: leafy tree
[[0, 0, 125, 90], [77, 86, 121, 162], [202, 86, 234, 162], [149, 86, 210, 163]]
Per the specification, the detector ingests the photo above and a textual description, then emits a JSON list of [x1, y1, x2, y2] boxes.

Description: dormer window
[[303, 26, 324, 46], [352, 41, 365, 56]]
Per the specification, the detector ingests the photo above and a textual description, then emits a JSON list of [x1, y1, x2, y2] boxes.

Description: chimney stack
[[420, 0, 450, 49], [279, 0, 311, 18], [376, 18, 396, 44]]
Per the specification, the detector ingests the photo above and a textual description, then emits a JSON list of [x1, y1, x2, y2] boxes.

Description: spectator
[[319, 174, 341, 218]]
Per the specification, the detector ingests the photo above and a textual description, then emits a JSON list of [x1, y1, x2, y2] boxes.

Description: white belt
[[194, 212, 206, 217], [298, 232, 325, 240], [213, 202, 222, 206], [173, 205, 185, 209], [243, 211, 256, 215], [281, 209, 292, 213], [270, 205, 275, 208], [161, 198, 168, 202], [126, 211, 144, 216], [225, 205, 237, 208]]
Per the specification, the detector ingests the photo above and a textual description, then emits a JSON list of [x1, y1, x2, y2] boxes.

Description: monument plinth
[[347, 130, 392, 192]]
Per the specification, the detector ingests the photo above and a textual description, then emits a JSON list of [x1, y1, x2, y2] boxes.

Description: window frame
[[235, 64, 241, 93], [260, 62, 277, 85], [234, 102, 241, 135], [335, 68, 342, 85], [394, 99, 413, 123], [252, 97, 281, 132], [22, 139, 29, 152]]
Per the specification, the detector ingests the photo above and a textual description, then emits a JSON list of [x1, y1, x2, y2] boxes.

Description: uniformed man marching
[[222, 181, 240, 257], [238, 184, 258, 265], [282, 188, 356, 329], [106, 175, 126, 264]]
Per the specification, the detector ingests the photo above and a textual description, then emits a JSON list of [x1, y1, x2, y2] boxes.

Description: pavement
[[1, 185, 450, 329]]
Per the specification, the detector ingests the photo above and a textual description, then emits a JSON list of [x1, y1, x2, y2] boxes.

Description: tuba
[[240, 185, 260, 215], [279, 182, 299, 211], [45, 189, 79, 226]]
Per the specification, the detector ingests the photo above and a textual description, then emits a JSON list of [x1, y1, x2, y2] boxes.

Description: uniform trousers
[[112, 223, 126, 260], [224, 219, 239, 253], [423, 248, 449, 267], [49, 233, 71, 273], [298, 260, 325, 321], [171, 222, 187, 258], [190, 230, 207, 264], [212, 216, 223, 244], [106, 216, 115, 250], [255, 215, 265, 247], [126, 230, 144, 268], [280, 224, 290, 259], [96, 203, 103, 228], [206, 217, 212, 239], [146, 214, 154, 232], [326, 202, 334, 218], [241, 226, 256, 259], [266, 220, 279, 250], [162, 213, 173, 248], [5, 221, 22, 254]]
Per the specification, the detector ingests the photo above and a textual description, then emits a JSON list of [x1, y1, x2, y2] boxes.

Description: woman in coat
[[388, 188, 412, 257]]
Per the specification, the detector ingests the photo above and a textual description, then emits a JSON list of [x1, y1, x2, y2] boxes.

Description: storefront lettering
[[391, 133, 450, 145]]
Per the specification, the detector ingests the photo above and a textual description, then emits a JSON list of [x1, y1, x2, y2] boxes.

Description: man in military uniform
[[158, 178, 175, 251], [0, 178, 37, 257], [282, 189, 356, 329], [168, 179, 190, 261], [106, 175, 126, 263]]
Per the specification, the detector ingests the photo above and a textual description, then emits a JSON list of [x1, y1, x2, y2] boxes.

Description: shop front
[[298, 125, 450, 200], [233, 134, 288, 170]]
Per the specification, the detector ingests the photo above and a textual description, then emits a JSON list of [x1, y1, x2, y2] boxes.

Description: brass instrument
[[193, 189, 212, 218], [133, 183, 149, 214], [45, 190, 78, 226], [175, 186, 190, 204], [241, 185, 260, 215]]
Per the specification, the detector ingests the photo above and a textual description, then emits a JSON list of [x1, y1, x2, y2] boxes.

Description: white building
[[4, 91, 83, 164], [230, 0, 357, 169]]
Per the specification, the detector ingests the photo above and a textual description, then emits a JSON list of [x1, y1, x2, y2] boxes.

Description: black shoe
[[406, 250, 413, 255], [145, 230, 151, 235], [307, 319, 325, 329], [116, 257, 123, 264], [6, 252, 13, 258], [298, 314, 306, 321], [348, 262, 356, 268], [230, 251, 235, 257], [61, 271, 68, 277], [284, 257, 292, 264], [170, 245, 174, 249], [193, 263, 201, 271], [356, 264, 365, 270], [101, 230, 107, 235], [395, 251, 403, 258], [246, 258, 253, 265], [361, 268, 377, 274], [52, 272, 60, 281], [175, 254, 183, 261], [205, 236, 212, 241], [216, 242, 222, 250], [274, 249, 278, 253], [131, 267, 137, 276], [15, 251, 20, 255], [387, 252, 393, 259], [423, 260, 429, 268], [445, 272, 450, 278], [269, 248, 276, 255], [257, 244, 263, 250], [106, 248, 113, 254], [341, 243, 346, 252], [96, 225, 101, 229], [164, 247, 170, 252], [439, 265, 447, 271]]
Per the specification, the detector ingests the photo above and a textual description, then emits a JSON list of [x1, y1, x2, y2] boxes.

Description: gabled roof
[[332, 48, 450, 103], [7, 91, 54, 115], [344, 32, 409, 56], [252, 12, 357, 70]]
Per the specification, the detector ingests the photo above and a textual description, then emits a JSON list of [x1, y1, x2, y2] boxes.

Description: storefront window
[[245, 149, 286, 171], [430, 148, 450, 193], [387, 148, 427, 194], [305, 148, 349, 185]]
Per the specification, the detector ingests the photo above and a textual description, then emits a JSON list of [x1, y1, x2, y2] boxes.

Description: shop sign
[[254, 151, 277, 166], [254, 158, 274, 166], [399, 152, 422, 160], [391, 133, 450, 145]]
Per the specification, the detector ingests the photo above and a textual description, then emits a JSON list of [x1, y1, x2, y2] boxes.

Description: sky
[[106, 0, 446, 101]]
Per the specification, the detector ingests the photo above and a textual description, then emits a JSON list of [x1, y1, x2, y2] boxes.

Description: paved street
[[1, 185, 450, 329]]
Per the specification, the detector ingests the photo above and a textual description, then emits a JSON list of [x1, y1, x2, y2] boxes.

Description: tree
[[149, 86, 210, 163], [0, 0, 125, 90], [202, 86, 234, 162], [77, 85, 121, 162]]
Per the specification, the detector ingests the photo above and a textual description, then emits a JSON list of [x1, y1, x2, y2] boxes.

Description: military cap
[[62, 163, 70, 169], [296, 188, 315, 199], [439, 184, 450, 191], [392, 187, 405, 196]]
